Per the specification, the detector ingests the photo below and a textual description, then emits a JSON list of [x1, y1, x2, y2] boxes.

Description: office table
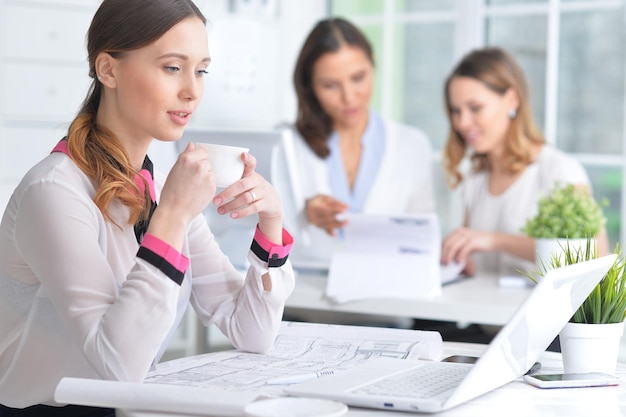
[[285, 270, 532, 326], [118, 341, 626, 417]]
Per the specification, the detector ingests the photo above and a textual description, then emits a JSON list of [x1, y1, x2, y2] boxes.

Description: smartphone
[[441, 355, 479, 364], [523, 372, 621, 389]]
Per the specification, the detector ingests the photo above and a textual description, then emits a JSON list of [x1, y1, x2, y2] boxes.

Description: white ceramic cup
[[196, 143, 249, 188]]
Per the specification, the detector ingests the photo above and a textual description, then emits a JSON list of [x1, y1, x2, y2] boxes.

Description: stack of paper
[[326, 213, 446, 303], [144, 321, 444, 394], [54, 321, 444, 414]]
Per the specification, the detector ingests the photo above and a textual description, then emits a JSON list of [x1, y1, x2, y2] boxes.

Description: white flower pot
[[534, 238, 594, 270], [559, 321, 625, 374]]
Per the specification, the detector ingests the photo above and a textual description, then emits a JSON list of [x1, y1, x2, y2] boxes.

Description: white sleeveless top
[[462, 146, 590, 276]]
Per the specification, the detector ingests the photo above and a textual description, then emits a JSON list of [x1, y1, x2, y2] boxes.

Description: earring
[[508, 108, 517, 119]]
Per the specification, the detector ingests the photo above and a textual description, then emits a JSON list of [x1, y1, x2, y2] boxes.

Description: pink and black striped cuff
[[137, 233, 189, 285], [250, 226, 293, 268]]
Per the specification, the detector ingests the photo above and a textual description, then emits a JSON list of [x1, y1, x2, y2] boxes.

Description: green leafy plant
[[523, 239, 626, 324], [522, 183, 606, 238]]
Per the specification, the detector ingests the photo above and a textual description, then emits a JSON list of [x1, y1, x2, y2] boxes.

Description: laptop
[[286, 254, 616, 413]]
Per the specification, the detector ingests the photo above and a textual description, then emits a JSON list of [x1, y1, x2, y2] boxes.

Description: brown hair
[[293, 17, 374, 158], [443, 47, 545, 188], [66, 0, 205, 225]]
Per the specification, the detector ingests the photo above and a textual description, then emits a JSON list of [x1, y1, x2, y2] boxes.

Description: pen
[[266, 370, 337, 385]]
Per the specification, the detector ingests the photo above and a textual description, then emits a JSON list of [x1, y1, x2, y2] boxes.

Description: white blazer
[[288, 118, 436, 265]]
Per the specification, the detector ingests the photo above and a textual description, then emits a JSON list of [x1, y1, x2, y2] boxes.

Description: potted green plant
[[522, 183, 606, 267], [524, 240, 626, 374]]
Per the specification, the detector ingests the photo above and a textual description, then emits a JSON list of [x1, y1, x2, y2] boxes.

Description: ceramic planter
[[559, 321, 625, 374], [534, 238, 594, 270]]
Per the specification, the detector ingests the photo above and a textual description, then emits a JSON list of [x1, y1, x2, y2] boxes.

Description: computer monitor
[[176, 127, 302, 268]]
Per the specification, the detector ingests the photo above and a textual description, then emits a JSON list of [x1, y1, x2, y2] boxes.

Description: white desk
[[286, 270, 532, 326], [119, 342, 626, 417]]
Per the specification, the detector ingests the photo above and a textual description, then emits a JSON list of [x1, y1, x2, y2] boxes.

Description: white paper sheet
[[145, 321, 443, 394], [54, 378, 258, 416], [440, 261, 466, 285], [326, 213, 443, 303]]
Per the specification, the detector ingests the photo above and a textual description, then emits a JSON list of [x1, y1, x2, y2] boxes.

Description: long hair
[[443, 47, 545, 188], [293, 17, 374, 158], [66, 0, 205, 225]]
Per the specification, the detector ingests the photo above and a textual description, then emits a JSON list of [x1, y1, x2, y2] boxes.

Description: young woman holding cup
[[0, 0, 294, 413]]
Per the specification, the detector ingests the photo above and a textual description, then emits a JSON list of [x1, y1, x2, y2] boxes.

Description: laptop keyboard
[[351, 362, 471, 399]]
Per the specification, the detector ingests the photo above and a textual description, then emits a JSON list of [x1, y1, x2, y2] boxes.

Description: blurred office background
[[0, 0, 625, 354], [1, 0, 625, 243], [330, 0, 626, 248]]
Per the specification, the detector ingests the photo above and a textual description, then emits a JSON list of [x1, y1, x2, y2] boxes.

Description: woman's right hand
[[147, 142, 215, 250], [160, 142, 215, 221], [305, 194, 348, 237]]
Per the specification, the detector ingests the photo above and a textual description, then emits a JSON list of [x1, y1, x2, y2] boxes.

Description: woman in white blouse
[[289, 17, 435, 266], [441, 47, 608, 277], [0, 0, 294, 414]]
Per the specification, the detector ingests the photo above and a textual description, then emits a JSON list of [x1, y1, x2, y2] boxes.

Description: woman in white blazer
[[289, 17, 436, 266]]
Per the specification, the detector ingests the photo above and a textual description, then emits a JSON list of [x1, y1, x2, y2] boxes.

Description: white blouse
[[0, 150, 295, 407], [462, 146, 590, 277]]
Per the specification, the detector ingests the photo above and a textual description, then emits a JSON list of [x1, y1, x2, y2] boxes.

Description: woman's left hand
[[212, 152, 283, 243]]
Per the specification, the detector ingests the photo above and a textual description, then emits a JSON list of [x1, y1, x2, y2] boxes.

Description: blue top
[[326, 111, 385, 212]]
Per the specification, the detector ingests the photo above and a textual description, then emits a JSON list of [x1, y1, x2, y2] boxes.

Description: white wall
[[195, 0, 327, 128], [0, 0, 327, 210]]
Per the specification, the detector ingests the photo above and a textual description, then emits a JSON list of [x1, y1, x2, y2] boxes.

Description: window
[[330, 0, 626, 246]]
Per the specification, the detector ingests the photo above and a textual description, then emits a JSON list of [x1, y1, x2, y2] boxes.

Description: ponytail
[[65, 0, 206, 226], [66, 81, 149, 227]]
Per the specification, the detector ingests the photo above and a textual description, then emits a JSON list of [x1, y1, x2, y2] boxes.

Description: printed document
[[145, 321, 443, 395], [54, 321, 443, 414], [326, 213, 445, 302]]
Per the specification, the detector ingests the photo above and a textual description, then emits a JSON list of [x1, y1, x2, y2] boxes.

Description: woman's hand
[[212, 152, 283, 244], [441, 227, 496, 267], [149, 142, 216, 250], [461, 258, 476, 276], [305, 195, 349, 237]]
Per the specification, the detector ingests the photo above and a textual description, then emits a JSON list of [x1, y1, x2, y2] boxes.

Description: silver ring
[[249, 190, 256, 203]]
